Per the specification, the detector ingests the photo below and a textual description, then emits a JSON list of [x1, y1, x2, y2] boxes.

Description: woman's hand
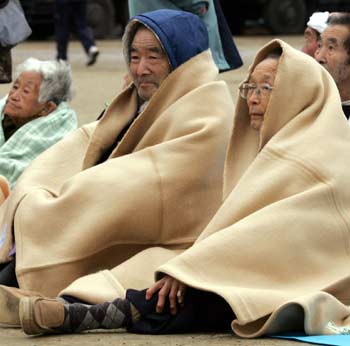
[[146, 275, 186, 315]]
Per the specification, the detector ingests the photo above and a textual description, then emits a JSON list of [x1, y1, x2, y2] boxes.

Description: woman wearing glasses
[[4, 39, 350, 340]]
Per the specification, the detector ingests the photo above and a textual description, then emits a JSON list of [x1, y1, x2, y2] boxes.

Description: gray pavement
[[2, 327, 321, 346], [0, 36, 321, 346]]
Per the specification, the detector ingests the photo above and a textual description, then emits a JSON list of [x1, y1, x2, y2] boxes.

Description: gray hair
[[123, 20, 146, 65], [14, 58, 74, 104]]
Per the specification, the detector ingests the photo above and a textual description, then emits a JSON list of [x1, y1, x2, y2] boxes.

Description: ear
[[41, 101, 57, 116]]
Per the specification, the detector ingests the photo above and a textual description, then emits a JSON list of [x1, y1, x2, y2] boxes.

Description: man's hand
[[146, 275, 186, 315]]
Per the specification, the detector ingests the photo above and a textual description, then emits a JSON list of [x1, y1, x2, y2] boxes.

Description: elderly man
[[0, 57, 77, 188], [301, 11, 329, 57], [15, 39, 350, 339], [315, 12, 350, 119], [0, 8, 233, 312]]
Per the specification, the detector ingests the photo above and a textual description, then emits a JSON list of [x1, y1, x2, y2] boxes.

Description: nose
[[315, 46, 326, 64], [9, 88, 20, 100], [247, 89, 260, 106], [136, 57, 151, 76]]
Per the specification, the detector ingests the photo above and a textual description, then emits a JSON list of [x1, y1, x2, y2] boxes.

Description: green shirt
[[0, 96, 77, 188]]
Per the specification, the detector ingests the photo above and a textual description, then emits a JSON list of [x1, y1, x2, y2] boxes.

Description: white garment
[[307, 11, 329, 33]]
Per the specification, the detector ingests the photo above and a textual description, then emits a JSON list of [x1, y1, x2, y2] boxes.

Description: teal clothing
[[0, 96, 77, 188], [128, 0, 242, 72]]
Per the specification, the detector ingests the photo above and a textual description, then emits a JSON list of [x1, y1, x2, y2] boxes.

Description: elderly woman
[[0, 57, 77, 189], [3, 39, 350, 338]]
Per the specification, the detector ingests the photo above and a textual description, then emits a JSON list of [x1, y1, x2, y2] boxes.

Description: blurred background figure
[[54, 0, 99, 66], [0, 0, 32, 83], [128, 0, 243, 72], [301, 11, 329, 57]]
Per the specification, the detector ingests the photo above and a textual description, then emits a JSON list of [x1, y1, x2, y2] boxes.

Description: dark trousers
[[55, 0, 95, 60], [0, 257, 18, 287], [126, 288, 235, 334]]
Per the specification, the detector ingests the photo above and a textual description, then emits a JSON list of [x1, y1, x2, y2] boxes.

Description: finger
[[156, 278, 172, 313], [176, 282, 186, 307], [146, 278, 165, 300], [179, 282, 187, 299], [169, 281, 179, 315]]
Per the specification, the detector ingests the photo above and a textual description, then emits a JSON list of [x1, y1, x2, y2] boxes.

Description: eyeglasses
[[239, 82, 274, 99]]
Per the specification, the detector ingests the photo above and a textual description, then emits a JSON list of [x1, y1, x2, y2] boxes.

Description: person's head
[[315, 12, 350, 101], [123, 9, 209, 102], [239, 48, 281, 131], [126, 23, 171, 102], [301, 12, 329, 57], [4, 58, 73, 124]]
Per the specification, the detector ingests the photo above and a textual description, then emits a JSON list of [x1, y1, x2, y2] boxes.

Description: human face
[[246, 58, 278, 131], [315, 25, 350, 99], [301, 27, 319, 57], [4, 71, 46, 123], [129, 27, 171, 102]]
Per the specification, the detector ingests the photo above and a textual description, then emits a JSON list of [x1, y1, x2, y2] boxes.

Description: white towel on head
[[307, 11, 329, 33]]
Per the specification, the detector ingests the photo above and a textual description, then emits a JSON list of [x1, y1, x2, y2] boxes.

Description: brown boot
[[19, 296, 65, 335], [0, 285, 43, 327]]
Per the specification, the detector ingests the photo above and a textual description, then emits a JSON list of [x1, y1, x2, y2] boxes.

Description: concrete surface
[[0, 36, 320, 345], [1, 327, 321, 346]]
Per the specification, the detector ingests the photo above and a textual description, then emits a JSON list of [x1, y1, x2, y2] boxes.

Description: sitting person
[[9, 38, 350, 339], [301, 11, 329, 57], [0, 9, 233, 299], [0, 57, 77, 188], [315, 12, 350, 119]]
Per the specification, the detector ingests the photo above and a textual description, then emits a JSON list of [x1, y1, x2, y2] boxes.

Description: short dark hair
[[327, 12, 350, 53]]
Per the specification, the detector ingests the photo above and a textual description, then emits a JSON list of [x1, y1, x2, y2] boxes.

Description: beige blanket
[[0, 50, 234, 297], [62, 39, 350, 337], [158, 39, 350, 336]]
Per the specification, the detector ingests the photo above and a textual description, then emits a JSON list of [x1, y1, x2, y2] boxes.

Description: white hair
[[14, 57, 74, 104]]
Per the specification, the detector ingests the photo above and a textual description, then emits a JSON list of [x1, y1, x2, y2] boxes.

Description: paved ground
[[1, 327, 320, 346], [0, 36, 322, 345]]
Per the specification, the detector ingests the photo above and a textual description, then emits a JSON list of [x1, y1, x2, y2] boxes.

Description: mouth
[[4, 102, 20, 111], [250, 113, 263, 118], [139, 81, 156, 87]]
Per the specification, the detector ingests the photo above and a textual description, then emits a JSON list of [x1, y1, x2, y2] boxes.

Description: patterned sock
[[55, 298, 132, 333]]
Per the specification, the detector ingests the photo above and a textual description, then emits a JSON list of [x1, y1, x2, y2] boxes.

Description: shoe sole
[[0, 287, 21, 327]]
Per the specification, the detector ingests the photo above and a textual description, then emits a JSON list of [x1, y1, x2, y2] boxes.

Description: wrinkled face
[[4, 71, 45, 120], [129, 27, 171, 102], [301, 27, 320, 57], [247, 58, 278, 131], [315, 25, 350, 88]]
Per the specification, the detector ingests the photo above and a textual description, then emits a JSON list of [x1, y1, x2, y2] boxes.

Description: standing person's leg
[[55, 1, 72, 61], [72, 0, 99, 66], [0, 46, 12, 83]]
